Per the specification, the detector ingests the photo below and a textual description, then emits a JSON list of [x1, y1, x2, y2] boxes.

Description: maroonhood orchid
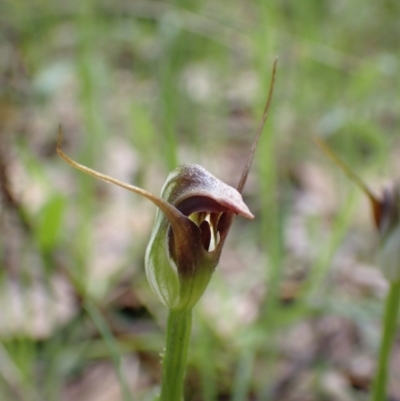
[[57, 60, 277, 312], [314, 137, 400, 282], [57, 140, 254, 311], [145, 163, 253, 311], [58, 60, 277, 401], [314, 136, 400, 401]]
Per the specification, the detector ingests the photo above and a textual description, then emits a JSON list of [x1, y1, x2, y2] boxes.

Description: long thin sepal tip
[[237, 57, 278, 194]]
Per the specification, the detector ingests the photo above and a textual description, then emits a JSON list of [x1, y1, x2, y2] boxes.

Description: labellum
[[57, 59, 277, 310], [314, 137, 400, 282]]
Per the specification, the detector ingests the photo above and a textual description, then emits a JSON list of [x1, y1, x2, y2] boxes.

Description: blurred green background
[[1, 1, 400, 400]]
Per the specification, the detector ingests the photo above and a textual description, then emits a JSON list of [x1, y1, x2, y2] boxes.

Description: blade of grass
[[371, 280, 400, 401], [84, 299, 134, 401], [231, 348, 255, 401], [307, 189, 358, 300], [0, 342, 41, 401], [196, 313, 217, 401]]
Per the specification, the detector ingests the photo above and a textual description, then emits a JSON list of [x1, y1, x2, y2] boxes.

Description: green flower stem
[[160, 308, 192, 401], [372, 280, 400, 401]]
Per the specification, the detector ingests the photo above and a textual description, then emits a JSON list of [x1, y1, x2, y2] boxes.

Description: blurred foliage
[[1, 0, 400, 400]]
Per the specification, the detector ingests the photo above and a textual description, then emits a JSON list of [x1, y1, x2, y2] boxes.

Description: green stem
[[371, 280, 400, 401], [160, 308, 192, 401]]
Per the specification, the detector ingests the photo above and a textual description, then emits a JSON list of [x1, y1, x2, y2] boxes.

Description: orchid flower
[[58, 59, 277, 401], [57, 60, 277, 312], [314, 136, 400, 401]]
